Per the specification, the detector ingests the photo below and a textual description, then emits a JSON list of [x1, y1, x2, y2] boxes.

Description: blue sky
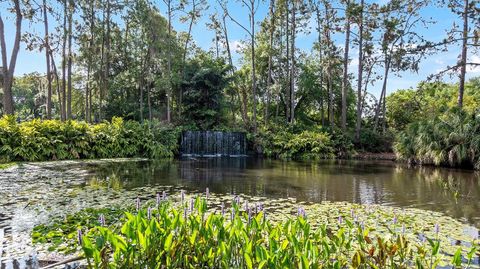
[[1, 0, 479, 98]]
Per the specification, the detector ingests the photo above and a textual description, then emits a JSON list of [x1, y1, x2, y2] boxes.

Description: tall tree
[[0, 0, 23, 115], [42, 0, 52, 119], [341, 0, 351, 131], [354, 0, 364, 142], [221, 0, 260, 132]]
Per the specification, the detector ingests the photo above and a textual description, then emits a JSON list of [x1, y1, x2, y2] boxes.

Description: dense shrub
[[394, 109, 480, 169], [257, 129, 336, 160], [355, 128, 394, 153], [0, 116, 179, 162]]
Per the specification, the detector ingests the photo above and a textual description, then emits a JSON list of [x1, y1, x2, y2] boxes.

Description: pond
[[1, 157, 480, 265]]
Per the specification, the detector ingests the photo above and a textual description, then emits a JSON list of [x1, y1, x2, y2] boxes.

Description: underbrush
[[394, 109, 480, 169], [256, 126, 354, 160], [0, 116, 180, 162]]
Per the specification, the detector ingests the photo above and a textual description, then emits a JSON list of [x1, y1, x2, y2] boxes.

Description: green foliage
[[32, 207, 124, 254], [356, 128, 394, 153], [71, 197, 479, 268], [394, 109, 480, 169], [180, 56, 230, 130], [387, 79, 480, 131], [0, 116, 178, 162], [258, 128, 336, 160]]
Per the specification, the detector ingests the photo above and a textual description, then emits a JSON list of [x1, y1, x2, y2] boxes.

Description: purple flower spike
[[393, 215, 398, 225], [206, 187, 210, 199], [244, 201, 248, 211], [248, 208, 252, 223], [360, 221, 365, 231], [181, 190, 185, 203], [434, 223, 440, 234], [235, 196, 240, 204], [156, 192, 161, 206], [190, 198, 195, 212], [77, 229, 83, 246], [297, 207, 306, 218], [98, 214, 105, 226], [136, 197, 141, 211], [231, 207, 235, 221], [350, 209, 355, 218], [184, 207, 188, 219], [402, 224, 406, 234], [147, 207, 152, 220], [221, 202, 225, 216], [162, 191, 167, 200], [338, 216, 343, 225]]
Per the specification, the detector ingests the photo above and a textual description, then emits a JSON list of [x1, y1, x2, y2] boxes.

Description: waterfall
[[180, 131, 247, 157]]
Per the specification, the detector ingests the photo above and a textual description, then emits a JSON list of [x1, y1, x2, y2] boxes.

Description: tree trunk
[[66, 0, 73, 120], [222, 15, 233, 70], [265, 0, 275, 125], [43, 0, 52, 119], [250, 0, 257, 132], [0, 0, 22, 115], [355, 0, 364, 142], [341, 0, 351, 131], [285, 1, 290, 123], [61, 0, 67, 121], [374, 55, 390, 131], [49, 50, 62, 118], [315, 8, 325, 126], [289, 0, 296, 124], [166, 0, 172, 123], [458, 0, 468, 108]]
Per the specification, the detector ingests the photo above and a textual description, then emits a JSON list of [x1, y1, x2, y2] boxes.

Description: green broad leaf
[[244, 253, 253, 269], [164, 233, 174, 252]]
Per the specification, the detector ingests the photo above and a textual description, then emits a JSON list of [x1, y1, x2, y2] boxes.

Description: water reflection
[[82, 158, 480, 227]]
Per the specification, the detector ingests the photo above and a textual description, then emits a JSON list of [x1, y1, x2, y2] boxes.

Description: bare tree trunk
[[165, 0, 172, 123], [265, 0, 275, 125], [182, 0, 196, 77], [43, 0, 52, 119], [355, 0, 364, 142], [289, 0, 296, 124], [85, 0, 95, 123], [222, 15, 233, 70], [250, 0, 257, 132], [315, 8, 325, 126], [66, 0, 73, 120], [49, 50, 62, 117], [458, 0, 468, 108], [0, 0, 22, 115], [374, 55, 390, 131], [61, 0, 67, 121], [285, 0, 290, 123], [341, 0, 351, 131], [101, 0, 111, 121], [148, 82, 152, 121]]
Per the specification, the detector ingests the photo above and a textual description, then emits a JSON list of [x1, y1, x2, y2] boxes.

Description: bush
[[355, 128, 394, 153], [394, 109, 480, 169], [257, 128, 336, 160], [0, 116, 178, 162]]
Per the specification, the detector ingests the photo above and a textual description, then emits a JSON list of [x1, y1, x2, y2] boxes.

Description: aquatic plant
[[68, 195, 479, 268]]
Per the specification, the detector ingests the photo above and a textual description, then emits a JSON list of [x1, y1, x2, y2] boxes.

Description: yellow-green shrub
[[0, 116, 178, 162]]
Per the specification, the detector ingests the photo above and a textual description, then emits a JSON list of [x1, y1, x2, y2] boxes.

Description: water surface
[[1, 158, 479, 263]]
